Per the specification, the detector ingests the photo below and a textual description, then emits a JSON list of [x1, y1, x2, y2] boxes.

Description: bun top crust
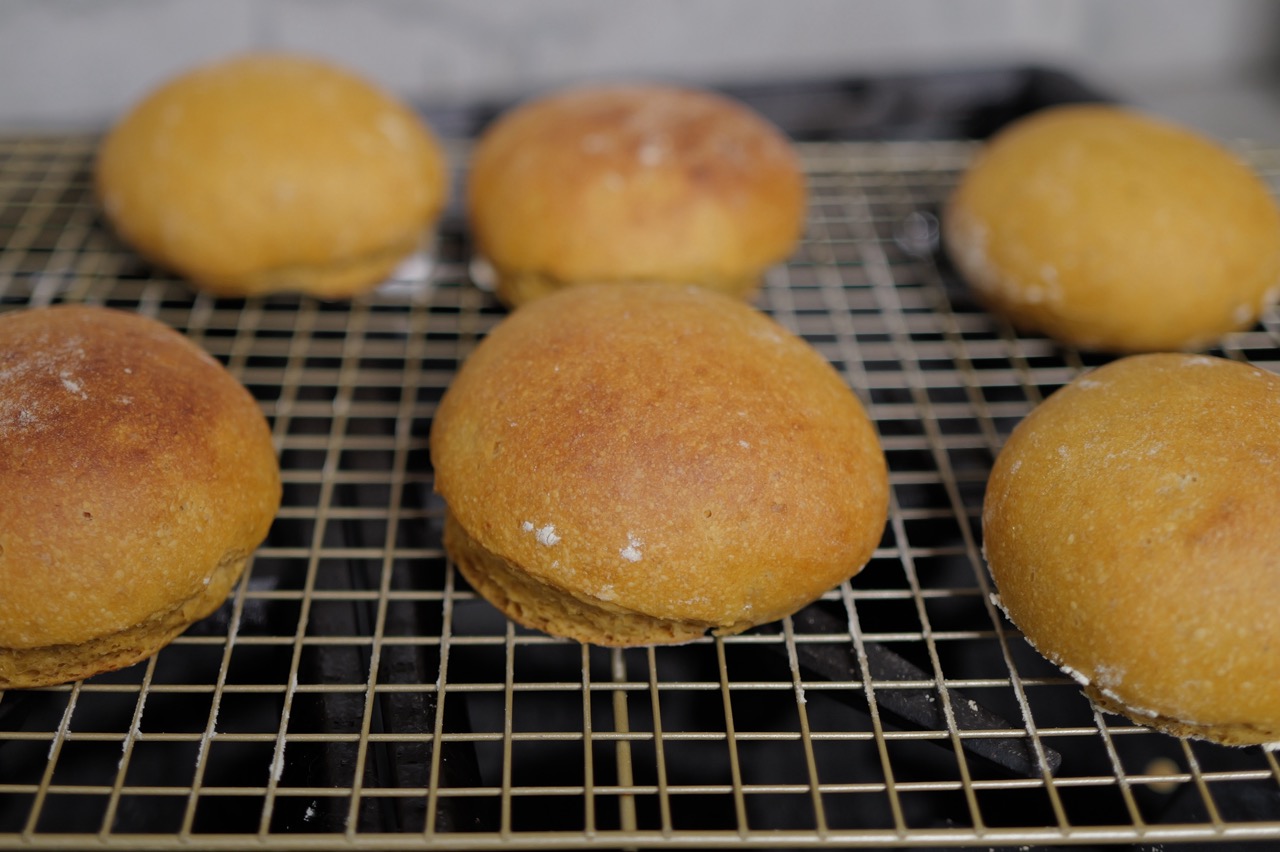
[[0, 306, 281, 649], [984, 353, 1280, 743], [95, 52, 447, 296], [466, 84, 806, 299], [944, 104, 1280, 352], [430, 284, 887, 630]]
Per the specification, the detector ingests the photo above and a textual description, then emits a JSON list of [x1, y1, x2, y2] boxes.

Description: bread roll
[[466, 83, 806, 306], [429, 283, 888, 645], [983, 353, 1280, 744], [95, 52, 448, 298], [0, 306, 281, 688], [945, 105, 1280, 352]]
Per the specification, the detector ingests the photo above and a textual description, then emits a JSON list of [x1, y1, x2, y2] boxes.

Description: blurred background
[[1, 0, 1279, 138]]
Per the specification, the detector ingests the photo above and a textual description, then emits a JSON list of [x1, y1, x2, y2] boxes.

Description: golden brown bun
[[945, 105, 1280, 352], [0, 306, 281, 688], [466, 83, 807, 306], [429, 283, 888, 645], [983, 353, 1280, 744], [95, 52, 448, 298]]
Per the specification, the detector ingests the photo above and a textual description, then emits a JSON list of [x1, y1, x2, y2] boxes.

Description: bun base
[[185, 237, 422, 299], [445, 514, 751, 646], [489, 264, 762, 308], [0, 549, 248, 689], [1086, 686, 1280, 747]]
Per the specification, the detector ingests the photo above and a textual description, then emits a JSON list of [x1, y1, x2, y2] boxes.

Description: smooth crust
[[983, 354, 1280, 744], [0, 306, 281, 688], [95, 52, 448, 298], [944, 104, 1280, 352], [429, 283, 888, 645], [466, 83, 807, 306]]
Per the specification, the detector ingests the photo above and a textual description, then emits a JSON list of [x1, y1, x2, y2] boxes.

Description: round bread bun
[[429, 283, 888, 645], [466, 83, 807, 306], [983, 353, 1280, 744], [944, 104, 1280, 352], [0, 306, 281, 688], [95, 52, 448, 298]]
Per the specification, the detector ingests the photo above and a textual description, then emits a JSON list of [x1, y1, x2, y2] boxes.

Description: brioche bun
[[429, 283, 887, 645], [945, 105, 1280, 352], [96, 52, 448, 298], [983, 353, 1280, 744], [466, 83, 806, 306], [0, 306, 281, 688]]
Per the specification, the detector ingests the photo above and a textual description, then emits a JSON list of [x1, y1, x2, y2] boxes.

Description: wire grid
[[2, 133, 1280, 851]]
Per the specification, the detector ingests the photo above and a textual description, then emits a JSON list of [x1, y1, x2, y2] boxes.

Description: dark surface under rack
[[424, 65, 1112, 142], [2, 69, 1280, 850]]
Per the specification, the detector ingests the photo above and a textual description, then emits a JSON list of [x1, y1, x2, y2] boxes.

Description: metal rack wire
[[2, 133, 1280, 849]]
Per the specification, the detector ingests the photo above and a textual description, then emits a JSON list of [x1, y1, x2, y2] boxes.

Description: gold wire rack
[[2, 133, 1280, 850]]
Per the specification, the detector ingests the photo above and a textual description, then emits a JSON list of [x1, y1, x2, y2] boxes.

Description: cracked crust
[[1084, 685, 1280, 746], [446, 514, 721, 646]]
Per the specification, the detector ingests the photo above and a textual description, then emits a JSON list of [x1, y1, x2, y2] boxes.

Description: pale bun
[[983, 353, 1280, 744], [0, 306, 281, 688], [466, 83, 806, 306], [945, 105, 1280, 352], [429, 283, 888, 645], [95, 52, 448, 298]]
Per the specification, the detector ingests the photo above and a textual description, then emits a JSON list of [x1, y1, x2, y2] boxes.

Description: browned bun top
[[429, 284, 887, 643], [466, 83, 807, 305], [984, 353, 1280, 744], [0, 306, 280, 667], [95, 52, 448, 298], [944, 104, 1280, 352]]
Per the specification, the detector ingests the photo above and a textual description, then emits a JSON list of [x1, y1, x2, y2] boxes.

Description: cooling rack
[[2, 133, 1280, 851]]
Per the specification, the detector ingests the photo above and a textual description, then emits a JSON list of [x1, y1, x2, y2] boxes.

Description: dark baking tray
[[422, 64, 1113, 142]]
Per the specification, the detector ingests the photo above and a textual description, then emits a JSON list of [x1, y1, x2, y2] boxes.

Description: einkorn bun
[[429, 284, 888, 645], [0, 306, 281, 688], [945, 105, 1280, 352], [466, 84, 807, 306], [984, 353, 1280, 744], [96, 53, 448, 298]]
